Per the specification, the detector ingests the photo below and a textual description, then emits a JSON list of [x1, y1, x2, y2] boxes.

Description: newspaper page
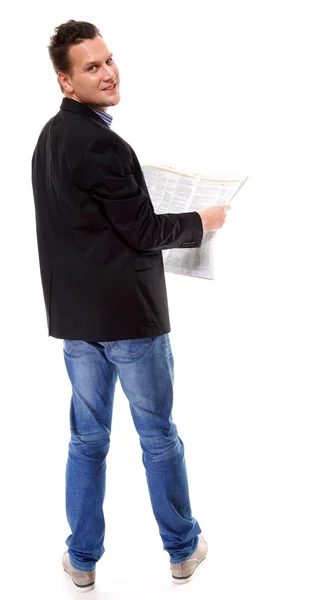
[[141, 164, 248, 279]]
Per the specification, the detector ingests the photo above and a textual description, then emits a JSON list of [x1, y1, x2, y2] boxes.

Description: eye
[[88, 57, 113, 72]]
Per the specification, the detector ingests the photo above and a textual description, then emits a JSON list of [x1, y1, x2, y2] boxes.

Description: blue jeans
[[63, 333, 201, 571]]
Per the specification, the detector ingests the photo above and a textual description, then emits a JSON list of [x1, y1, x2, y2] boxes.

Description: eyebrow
[[83, 53, 113, 69]]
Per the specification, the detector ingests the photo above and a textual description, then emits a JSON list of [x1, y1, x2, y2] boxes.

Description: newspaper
[[141, 164, 248, 279]]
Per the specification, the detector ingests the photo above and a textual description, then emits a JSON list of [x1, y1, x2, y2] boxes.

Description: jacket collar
[[60, 97, 110, 129]]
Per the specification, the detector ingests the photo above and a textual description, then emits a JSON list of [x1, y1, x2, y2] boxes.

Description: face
[[58, 36, 120, 112]]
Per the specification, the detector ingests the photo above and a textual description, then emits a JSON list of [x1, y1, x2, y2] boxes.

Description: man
[[31, 19, 230, 593]]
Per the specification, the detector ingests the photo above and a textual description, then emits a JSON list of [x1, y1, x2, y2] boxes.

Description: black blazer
[[31, 98, 203, 342]]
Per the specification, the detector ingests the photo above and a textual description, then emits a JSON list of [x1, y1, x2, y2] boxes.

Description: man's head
[[48, 20, 120, 111]]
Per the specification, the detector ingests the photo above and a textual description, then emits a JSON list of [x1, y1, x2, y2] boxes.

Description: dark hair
[[48, 19, 102, 93]]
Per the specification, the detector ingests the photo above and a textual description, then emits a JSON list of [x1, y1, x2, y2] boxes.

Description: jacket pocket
[[131, 254, 162, 271]]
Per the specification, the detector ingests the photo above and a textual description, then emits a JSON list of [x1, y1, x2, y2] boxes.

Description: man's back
[[31, 98, 203, 341]]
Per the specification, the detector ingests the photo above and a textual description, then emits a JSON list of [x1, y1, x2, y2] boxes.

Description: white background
[[1, 1, 332, 598]]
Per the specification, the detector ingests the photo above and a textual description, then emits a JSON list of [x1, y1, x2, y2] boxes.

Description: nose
[[102, 64, 116, 81]]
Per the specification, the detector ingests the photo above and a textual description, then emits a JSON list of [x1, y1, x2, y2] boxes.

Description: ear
[[58, 71, 72, 92]]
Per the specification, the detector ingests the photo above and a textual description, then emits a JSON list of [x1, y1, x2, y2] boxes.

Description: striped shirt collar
[[87, 106, 113, 128]]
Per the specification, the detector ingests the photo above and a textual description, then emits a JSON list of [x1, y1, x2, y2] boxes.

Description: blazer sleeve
[[70, 135, 204, 253]]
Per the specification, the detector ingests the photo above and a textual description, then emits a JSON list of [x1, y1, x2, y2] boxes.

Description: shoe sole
[[63, 569, 95, 593], [171, 556, 207, 585]]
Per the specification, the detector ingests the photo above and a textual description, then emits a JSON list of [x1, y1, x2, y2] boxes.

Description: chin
[[109, 94, 121, 105]]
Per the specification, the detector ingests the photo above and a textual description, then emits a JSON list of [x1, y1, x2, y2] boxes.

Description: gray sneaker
[[170, 534, 208, 584], [62, 551, 96, 593]]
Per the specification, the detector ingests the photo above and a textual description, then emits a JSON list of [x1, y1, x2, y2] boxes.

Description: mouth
[[102, 82, 117, 92]]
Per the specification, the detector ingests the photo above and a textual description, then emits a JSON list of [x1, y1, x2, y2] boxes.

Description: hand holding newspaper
[[141, 164, 248, 279]]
